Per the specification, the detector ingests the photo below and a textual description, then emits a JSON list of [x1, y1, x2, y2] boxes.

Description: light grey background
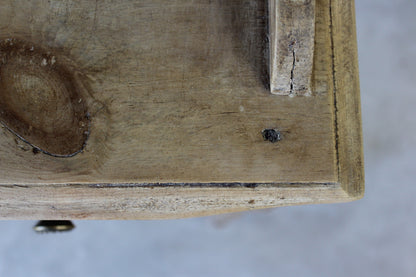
[[1, 1, 415, 276]]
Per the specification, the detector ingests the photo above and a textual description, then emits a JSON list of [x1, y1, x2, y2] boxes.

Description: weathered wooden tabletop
[[0, 0, 363, 219]]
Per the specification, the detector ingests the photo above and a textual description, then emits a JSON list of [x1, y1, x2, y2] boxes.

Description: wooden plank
[[0, 183, 351, 220], [330, 0, 364, 197], [0, 0, 363, 219], [0, 0, 336, 185], [268, 0, 315, 95]]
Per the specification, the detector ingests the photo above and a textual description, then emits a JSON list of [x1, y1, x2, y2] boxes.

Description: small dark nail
[[262, 129, 281, 143], [33, 220, 75, 233]]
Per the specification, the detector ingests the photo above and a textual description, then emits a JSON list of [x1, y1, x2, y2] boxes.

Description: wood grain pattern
[[269, 0, 315, 95], [0, 0, 364, 219], [330, 0, 364, 196], [0, 38, 91, 157]]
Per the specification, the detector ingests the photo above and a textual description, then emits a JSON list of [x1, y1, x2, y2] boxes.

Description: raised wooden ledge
[[268, 0, 316, 95], [0, 0, 363, 219]]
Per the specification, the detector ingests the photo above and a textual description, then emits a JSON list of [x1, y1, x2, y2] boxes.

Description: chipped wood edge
[[269, 0, 315, 96], [331, 0, 364, 199]]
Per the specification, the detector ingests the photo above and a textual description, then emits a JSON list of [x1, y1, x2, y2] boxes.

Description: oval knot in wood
[[0, 38, 90, 157]]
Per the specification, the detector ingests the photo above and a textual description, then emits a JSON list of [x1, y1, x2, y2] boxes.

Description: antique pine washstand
[[0, 0, 363, 229]]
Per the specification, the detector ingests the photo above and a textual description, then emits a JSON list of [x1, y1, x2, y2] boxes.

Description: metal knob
[[33, 220, 75, 233]]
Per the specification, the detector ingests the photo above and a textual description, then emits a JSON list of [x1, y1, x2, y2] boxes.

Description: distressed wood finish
[[269, 0, 315, 95], [0, 0, 363, 219], [330, 0, 364, 197]]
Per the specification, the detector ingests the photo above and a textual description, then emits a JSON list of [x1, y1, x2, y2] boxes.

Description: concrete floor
[[1, 0, 415, 276]]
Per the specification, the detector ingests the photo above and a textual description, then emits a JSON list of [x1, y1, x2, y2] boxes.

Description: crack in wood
[[269, 0, 315, 95], [289, 40, 296, 96]]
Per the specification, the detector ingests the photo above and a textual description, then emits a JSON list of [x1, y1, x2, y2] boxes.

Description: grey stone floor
[[1, 1, 415, 276]]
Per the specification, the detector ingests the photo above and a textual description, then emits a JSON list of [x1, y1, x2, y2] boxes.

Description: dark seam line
[[329, 0, 341, 181]]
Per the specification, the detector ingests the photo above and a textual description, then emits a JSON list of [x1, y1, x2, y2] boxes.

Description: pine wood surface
[[0, 0, 363, 219]]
